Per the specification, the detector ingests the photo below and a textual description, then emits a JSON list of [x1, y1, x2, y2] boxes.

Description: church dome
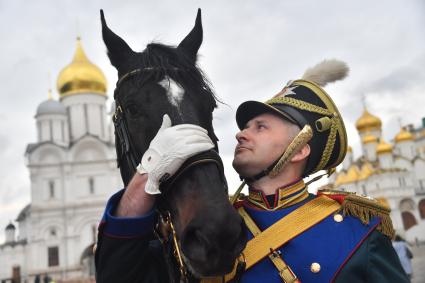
[[335, 172, 347, 186], [394, 128, 414, 143], [376, 139, 393, 154], [345, 165, 360, 183], [57, 37, 107, 97], [36, 91, 66, 117], [355, 108, 382, 133], [358, 162, 374, 180], [5, 222, 15, 230], [362, 134, 378, 144]]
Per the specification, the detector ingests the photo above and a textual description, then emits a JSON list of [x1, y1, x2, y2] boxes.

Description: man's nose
[[236, 128, 248, 143]]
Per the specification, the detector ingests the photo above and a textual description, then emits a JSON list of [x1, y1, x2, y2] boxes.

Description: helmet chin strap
[[239, 125, 314, 183]]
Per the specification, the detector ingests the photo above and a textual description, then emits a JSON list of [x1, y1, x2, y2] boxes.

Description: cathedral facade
[[0, 38, 122, 283], [328, 108, 425, 243]]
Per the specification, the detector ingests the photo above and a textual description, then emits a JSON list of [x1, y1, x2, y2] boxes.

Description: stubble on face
[[232, 113, 299, 178]]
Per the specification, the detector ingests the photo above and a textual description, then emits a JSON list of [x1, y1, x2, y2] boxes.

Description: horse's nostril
[[222, 218, 247, 253], [182, 227, 210, 262]]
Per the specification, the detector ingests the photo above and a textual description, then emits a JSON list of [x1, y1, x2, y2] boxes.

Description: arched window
[[12, 265, 20, 283], [49, 181, 55, 198], [48, 246, 59, 267], [419, 199, 425, 219], [399, 198, 415, 211], [401, 211, 417, 230], [89, 177, 95, 194]]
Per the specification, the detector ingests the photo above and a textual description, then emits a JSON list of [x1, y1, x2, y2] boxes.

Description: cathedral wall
[[0, 244, 26, 281], [69, 104, 85, 140], [413, 159, 425, 194], [18, 220, 29, 241], [395, 141, 415, 160], [61, 93, 108, 142], [393, 158, 412, 171], [40, 120, 51, 142], [87, 104, 106, 139]]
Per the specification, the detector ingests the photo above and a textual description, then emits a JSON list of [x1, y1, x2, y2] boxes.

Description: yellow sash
[[201, 195, 341, 283]]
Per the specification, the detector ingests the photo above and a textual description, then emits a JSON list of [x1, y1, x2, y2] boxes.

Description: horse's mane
[[123, 42, 220, 144], [117, 43, 218, 109]]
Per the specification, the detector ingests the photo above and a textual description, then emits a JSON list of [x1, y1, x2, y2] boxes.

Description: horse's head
[[101, 9, 247, 277]]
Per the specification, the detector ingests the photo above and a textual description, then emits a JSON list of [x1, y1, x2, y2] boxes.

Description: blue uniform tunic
[[95, 188, 409, 283], [239, 194, 379, 282]]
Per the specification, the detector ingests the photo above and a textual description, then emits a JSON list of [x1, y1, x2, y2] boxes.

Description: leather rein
[[113, 67, 227, 282]]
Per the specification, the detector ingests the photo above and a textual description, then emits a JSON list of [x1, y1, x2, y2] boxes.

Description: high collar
[[247, 179, 309, 211]]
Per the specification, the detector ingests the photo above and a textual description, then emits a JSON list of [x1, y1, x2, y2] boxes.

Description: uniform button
[[333, 214, 343, 222], [310, 262, 321, 273]]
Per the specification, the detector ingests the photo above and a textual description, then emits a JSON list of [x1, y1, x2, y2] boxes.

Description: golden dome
[[345, 165, 360, 183], [376, 139, 393, 154], [362, 134, 378, 144], [57, 37, 107, 97], [335, 172, 347, 186], [376, 197, 390, 209], [358, 162, 374, 180], [355, 108, 382, 133], [394, 128, 414, 143]]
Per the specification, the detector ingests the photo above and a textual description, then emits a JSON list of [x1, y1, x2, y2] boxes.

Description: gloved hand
[[136, 114, 215, 194]]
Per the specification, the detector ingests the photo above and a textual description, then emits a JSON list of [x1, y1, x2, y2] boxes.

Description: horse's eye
[[125, 105, 140, 117]]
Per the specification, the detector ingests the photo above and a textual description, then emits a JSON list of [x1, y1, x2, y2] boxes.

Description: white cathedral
[[2, 36, 425, 283], [0, 38, 122, 283], [327, 108, 425, 243]]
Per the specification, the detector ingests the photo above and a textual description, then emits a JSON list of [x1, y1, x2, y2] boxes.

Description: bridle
[[113, 67, 229, 282]]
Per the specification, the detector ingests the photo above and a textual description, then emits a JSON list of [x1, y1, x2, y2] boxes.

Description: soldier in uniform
[[95, 60, 409, 282]]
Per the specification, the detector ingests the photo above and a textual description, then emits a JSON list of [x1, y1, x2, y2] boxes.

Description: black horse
[[100, 9, 247, 280]]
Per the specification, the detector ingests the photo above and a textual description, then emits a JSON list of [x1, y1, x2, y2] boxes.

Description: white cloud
[[0, 0, 424, 238]]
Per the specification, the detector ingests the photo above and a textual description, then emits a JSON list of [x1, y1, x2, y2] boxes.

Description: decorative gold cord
[[266, 97, 332, 116], [264, 96, 342, 174], [314, 118, 337, 172], [230, 181, 246, 205], [269, 125, 313, 178]]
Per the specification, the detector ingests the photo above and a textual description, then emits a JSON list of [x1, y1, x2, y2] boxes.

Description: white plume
[[302, 59, 349, 87]]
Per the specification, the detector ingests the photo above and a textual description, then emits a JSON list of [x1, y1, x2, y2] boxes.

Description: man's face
[[232, 112, 298, 177]]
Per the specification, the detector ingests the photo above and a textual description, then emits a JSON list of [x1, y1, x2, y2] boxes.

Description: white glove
[[137, 114, 215, 194]]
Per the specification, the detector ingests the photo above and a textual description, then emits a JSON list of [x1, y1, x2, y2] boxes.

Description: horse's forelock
[[126, 43, 219, 142]]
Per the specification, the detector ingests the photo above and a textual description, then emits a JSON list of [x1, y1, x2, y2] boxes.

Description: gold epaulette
[[318, 189, 395, 239]]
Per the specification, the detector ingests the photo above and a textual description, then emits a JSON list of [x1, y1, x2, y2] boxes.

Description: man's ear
[[290, 143, 311, 163]]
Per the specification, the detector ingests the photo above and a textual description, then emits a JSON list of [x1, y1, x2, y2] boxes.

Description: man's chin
[[232, 159, 252, 178]]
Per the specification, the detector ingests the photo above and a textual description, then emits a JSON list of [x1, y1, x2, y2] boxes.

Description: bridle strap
[[160, 149, 227, 194], [112, 66, 181, 174], [112, 104, 141, 172]]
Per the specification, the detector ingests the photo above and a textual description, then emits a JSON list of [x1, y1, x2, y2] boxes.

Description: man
[[95, 60, 409, 282], [225, 73, 409, 282]]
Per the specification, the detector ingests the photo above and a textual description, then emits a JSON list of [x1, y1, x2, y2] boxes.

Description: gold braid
[[314, 118, 337, 172], [266, 97, 332, 116], [269, 125, 313, 177], [265, 96, 338, 174]]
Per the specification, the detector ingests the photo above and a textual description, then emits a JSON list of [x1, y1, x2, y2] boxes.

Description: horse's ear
[[100, 9, 135, 70], [178, 8, 203, 61]]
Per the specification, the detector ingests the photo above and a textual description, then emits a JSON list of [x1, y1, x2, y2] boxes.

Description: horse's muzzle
[[180, 211, 247, 277]]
